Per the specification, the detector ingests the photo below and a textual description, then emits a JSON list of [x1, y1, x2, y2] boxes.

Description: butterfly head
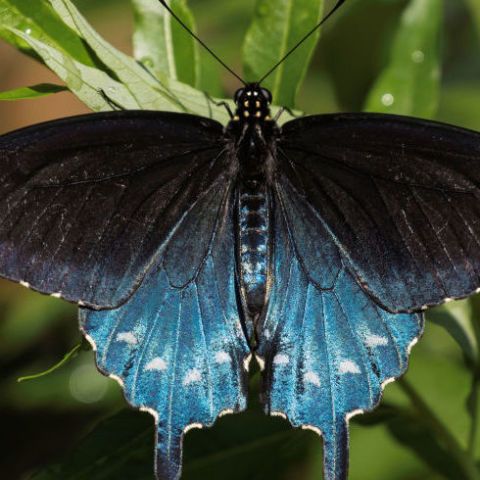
[[233, 84, 272, 123]]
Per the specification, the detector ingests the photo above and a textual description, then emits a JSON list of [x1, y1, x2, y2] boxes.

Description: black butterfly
[[1, 1, 480, 480]]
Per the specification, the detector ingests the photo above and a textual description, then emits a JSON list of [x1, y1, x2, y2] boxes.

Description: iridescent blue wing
[[0, 111, 249, 480], [257, 186, 423, 480], [0, 111, 226, 308], [279, 113, 480, 313], [257, 112, 480, 479], [80, 184, 249, 480]]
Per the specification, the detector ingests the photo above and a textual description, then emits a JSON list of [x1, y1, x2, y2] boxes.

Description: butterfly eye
[[234, 88, 245, 105], [260, 88, 272, 104]]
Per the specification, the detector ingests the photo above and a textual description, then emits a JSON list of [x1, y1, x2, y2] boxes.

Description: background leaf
[[466, 0, 480, 38], [132, 0, 200, 87], [0, 0, 96, 65], [0, 83, 66, 100], [364, 0, 443, 118], [428, 301, 478, 367], [243, 0, 324, 107], [7, 27, 139, 111], [30, 409, 155, 480], [49, 0, 184, 111]]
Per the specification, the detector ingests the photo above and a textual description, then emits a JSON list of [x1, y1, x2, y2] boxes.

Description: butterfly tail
[[322, 417, 349, 480], [155, 428, 183, 480]]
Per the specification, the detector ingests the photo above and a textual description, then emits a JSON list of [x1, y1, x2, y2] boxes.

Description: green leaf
[[132, 0, 200, 87], [0, 83, 67, 100], [470, 296, 480, 367], [0, 0, 96, 65], [364, 0, 443, 118], [427, 301, 478, 366], [31, 407, 317, 480], [466, 0, 480, 39], [48, 0, 230, 123], [6, 27, 139, 111], [243, 0, 324, 108], [385, 407, 473, 480], [358, 399, 478, 480], [48, 0, 184, 111], [30, 410, 155, 480], [0, 291, 75, 360]]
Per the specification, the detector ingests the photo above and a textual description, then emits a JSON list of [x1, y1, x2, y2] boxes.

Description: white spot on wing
[[346, 409, 364, 421], [183, 423, 203, 434], [256, 355, 265, 371], [145, 357, 167, 372], [304, 371, 321, 387], [243, 263, 254, 274], [109, 373, 125, 388], [83, 333, 97, 352], [183, 368, 202, 386], [243, 354, 252, 371], [51, 292, 62, 298], [339, 360, 361, 374], [271, 411, 287, 419], [140, 406, 159, 423], [20, 281, 31, 288], [116, 332, 138, 345], [381, 377, 396, 388], [219, 409, 234, 417], [273, 353, 290, 365], [301, 424, 322, 436], [365, 334, 388, 348], [215, 351, 231, 364]]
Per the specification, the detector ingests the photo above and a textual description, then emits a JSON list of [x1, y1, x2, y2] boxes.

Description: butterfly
[[2, 2, 480, 480]]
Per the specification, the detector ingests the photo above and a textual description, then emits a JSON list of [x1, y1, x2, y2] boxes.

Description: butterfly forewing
[[278, 113, 480, 313], [0, 111, 227, 309]]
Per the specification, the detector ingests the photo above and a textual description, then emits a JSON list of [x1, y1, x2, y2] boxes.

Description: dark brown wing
[[0, 111, 230, 309]]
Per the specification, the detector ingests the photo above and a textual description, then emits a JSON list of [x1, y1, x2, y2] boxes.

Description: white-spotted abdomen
[[237, 179, 270, 317]]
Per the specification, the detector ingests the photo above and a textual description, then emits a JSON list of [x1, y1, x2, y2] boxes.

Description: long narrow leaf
[[7, 28, 139, 112], [49, 0, 183, 111], [49, 0, 231, 122], [466, 0, 480, 39], [364, 0, 443, 118], [427, 303, 478, 367], [0, 0, 95, 65], [243, 0, 324, 108], [0, 83, 67, 100], [132, 0, 200, 87]]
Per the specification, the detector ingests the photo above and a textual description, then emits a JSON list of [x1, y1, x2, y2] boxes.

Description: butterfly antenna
[[157, 0, 247, 85], [258, 0, 346, 84]]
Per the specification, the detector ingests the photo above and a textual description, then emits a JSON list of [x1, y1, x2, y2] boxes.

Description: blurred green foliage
[[0, 0, 480, 479]]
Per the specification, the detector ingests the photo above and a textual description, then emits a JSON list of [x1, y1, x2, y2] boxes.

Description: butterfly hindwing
[[257, 189, 423, 480], [279, 113, 480, 313], [80, 181, 249, 480], [0, 111, 226, 308]]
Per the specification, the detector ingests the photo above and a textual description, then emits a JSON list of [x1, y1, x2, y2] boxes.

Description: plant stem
[[468, 374, 480, 456], [17, 343, 81, 383], [398, 378, 480, 480], [468, 297, 480, 457]]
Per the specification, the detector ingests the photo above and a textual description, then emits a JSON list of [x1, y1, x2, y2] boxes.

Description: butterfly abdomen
[[236, 177, 271, 320]]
